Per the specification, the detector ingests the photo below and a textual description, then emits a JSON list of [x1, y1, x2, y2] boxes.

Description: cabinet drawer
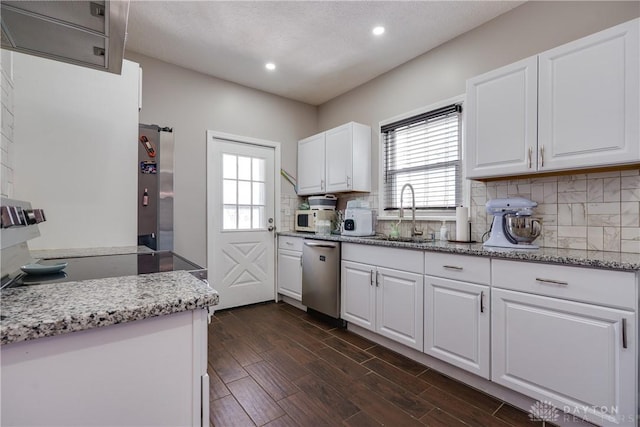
[[492, 259, 636, 310], [424, 252, 490, 285], [278, 236, 303, 252], [342, 243, 423, 274]]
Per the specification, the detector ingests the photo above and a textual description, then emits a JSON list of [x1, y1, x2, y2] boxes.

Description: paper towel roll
[[456, 207, 469, 242]]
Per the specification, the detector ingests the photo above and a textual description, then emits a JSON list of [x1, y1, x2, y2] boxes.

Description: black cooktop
[[7, 251, 203, 287]]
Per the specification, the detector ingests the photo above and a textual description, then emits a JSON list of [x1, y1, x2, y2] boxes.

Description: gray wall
[[125, 52, 317, 266], [317, 1, 640, 191]]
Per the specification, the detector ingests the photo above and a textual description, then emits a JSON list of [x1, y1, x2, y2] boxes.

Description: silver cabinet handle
[[480, 291, 485, 313], [370, 270, 374, 286], [285, 241, 293, 246], [443, 265, 463, 271], [540, 145, 544, 168], [528, 146, 532, 169], [321, 179, 325, 191], [622, 318, 628, 349], [300, 257, 303, 267], [535, 278, 568, 286], [268, 225, 275, 232], [376, 270, 380, 287]]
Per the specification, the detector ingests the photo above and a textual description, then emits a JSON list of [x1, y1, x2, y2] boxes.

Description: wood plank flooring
[[208, 302, 549, 427]]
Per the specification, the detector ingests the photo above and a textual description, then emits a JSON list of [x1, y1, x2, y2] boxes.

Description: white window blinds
[[382, 104, 462, 211]]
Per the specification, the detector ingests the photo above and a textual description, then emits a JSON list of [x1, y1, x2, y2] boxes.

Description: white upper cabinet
[[297, 132, 326, 195], [465, 57, 538, 179], [538, 19, 639, 172], [465, 18, 639, 179], [298, 122, 371, 196]]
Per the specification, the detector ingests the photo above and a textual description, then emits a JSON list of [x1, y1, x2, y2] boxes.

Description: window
[[381, 103, 462, 214], [222, 154, 266, 230]]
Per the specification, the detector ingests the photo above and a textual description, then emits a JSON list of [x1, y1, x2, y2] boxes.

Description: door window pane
[[252, 182, 265, 205], [223, 205, 237, 230], [252, 158, 265, 182], [238, 181, 251, 205], [223, 154, 237, 179], [238, 206, 252, 229], [238, 156, 251, 180], [223, 179, 237, 204], [252, 206, 264, 228]]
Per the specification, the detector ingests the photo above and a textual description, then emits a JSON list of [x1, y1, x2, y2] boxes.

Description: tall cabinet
[[297, 122, 371, 196], [466, 18, 639, 179]]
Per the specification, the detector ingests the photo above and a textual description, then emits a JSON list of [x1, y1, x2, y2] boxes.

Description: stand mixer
[[484, 197, 542, 249]]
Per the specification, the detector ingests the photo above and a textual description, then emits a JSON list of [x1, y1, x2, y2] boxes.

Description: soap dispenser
[[439, 221, 449, 241]]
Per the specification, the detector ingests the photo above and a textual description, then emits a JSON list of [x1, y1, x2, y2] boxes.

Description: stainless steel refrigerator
[[138, 124, 174, 251]]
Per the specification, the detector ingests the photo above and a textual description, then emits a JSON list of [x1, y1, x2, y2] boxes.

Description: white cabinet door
[[538, 19, 639, 172], [297, 133, 325, 195], [424, 276, 489, 379], [277, 249, 302, 300], [325, 123, 353, 193], [341, 260, 376, 331], [465, 56, 538, 179], [492, 288, 636, 426], [376, 267, 424, 351]]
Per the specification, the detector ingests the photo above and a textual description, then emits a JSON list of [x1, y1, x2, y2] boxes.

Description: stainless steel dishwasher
[[302, 239, 341, 319]]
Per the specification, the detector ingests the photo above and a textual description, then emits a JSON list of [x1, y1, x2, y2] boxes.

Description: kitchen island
[[1, 262, 218, 427]]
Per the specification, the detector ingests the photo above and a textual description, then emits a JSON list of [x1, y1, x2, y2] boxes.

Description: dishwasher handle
[[304, 241, 338, 249]]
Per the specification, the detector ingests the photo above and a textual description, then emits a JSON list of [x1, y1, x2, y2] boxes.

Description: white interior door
[[207, 133, 278, 310]]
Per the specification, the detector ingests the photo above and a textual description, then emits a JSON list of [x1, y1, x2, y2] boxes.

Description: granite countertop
[[29, 245, 154, 259], [1, 271, 219, 346], [279, 231, 640, 271]]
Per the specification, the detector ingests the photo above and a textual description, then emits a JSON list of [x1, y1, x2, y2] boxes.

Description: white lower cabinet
[[277, 236, 303, 301], [424, 276, 490, 379], [492, 259, 637, 427], [342, 259, 423, 350]]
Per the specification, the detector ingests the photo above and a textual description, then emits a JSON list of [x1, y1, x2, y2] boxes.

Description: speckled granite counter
[[279, 231, 640, 271], [1, 271, 219, 345]]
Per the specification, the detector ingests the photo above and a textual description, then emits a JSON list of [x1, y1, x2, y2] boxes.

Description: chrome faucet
[[399, 183, 423, 237]]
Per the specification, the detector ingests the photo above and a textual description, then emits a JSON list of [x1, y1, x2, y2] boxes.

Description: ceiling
[[125, 1, 524, 106]]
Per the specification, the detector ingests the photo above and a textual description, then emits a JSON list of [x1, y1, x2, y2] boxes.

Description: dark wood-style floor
[[208, 302, 550, 427]]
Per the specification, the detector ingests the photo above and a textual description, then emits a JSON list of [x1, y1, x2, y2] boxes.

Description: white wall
[[317, 1, 640, 191], [124, 52, 317, 266], [12, 54, 139, 250]]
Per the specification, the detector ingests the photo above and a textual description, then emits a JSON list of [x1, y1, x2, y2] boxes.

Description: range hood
[[1, 1, 129, 75]]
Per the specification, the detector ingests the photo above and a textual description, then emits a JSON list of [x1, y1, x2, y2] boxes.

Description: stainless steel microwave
[[294, 210, 336, 232]]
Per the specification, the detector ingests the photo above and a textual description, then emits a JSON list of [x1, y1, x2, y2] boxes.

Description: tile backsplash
[[284, 167, 640, 254], [470, 169, 640, 253]]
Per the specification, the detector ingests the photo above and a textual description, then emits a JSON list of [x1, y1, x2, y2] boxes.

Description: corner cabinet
[[341, 244, 423, 350], [297, 122, 371, 196], [466, 18, 639, 179], [423, 253, 491, 379], [491, 260, 636, 427], [277, 236, 303, 301]]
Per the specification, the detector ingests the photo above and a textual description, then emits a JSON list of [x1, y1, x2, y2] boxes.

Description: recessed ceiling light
[[372, 26, 385, 36], [265, 62, 276, 71]]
